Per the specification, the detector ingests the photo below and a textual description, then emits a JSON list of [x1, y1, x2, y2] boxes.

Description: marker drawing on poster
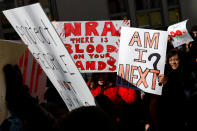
[[52, 20, 130, 73], [168, 20, 193, 48], [117, 27, 168, 95], [3, 3, 96, 111]]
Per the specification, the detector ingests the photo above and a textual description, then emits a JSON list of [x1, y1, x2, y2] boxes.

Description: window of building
[[167, 0, 179, 6], [167, 0, 181, 24], [108, 0, 129, 20], [0, 0, 53, 39], [136, 0, 163, 28]]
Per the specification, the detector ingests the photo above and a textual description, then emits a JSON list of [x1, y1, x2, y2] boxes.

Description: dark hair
[[59, 106, 117, 131], [89, 73, 116, 89], [191, 25, 197, 32], [3, 64, 55, 131], [167, 49, 183, 66]]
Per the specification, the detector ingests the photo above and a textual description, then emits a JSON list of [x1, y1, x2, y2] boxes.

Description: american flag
[[18, 49, 47, 103]]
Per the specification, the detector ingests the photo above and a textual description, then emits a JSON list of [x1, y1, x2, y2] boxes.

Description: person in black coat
[[158, 49, 195, 131], [3, 64, 55, 131]]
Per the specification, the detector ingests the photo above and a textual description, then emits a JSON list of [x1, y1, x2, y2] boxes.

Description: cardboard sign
[[168, 20, 193, 47], [3, 3, 96, 111], [117, 27, 168, 95], [0, 40, 27, 124], [52, 20, 130, 73], [18, 49, 47, 103]]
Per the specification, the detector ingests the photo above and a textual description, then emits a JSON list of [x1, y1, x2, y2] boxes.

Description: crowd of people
[[1, 26, 197, 131]]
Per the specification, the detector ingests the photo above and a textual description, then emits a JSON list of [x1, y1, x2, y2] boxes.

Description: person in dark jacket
[[3, 64, 55, 131], [59, 106, 118, 131], [158, 49, 195, 131]]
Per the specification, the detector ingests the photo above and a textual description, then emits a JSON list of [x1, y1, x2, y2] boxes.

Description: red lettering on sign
[[64, 44, 73, 54], [130, 66, 138, 86], [150, 69, 160, 90], [75, 44, 84, 53], [101, 22, 119, 36], [85, 22, 99, 36], [107, 45, 117, 53], [76, 61, 85, 70], [137, 67, 149, 88], [170, 30, 184, 38], [117, 64, 160, 90], [98, 61, 106, 70], [96, 44, 104, 53], [86, 61, 96, 70], [64, 23, 81, 37], [86, 44, 94, 53], [107, 56, 116, 71]]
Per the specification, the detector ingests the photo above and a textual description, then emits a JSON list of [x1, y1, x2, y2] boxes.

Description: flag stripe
[[22, 49, 29, 84], [29, 58, 36, 94], [34, 64, 42, 93]]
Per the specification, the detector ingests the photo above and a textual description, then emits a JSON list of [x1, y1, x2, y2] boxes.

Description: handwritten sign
[[117, 27, 168, 95], [3, 3, 96, 111], [0, 40, 27, 124], [168, 20, 193, 47], [52, 20, 130, 72]]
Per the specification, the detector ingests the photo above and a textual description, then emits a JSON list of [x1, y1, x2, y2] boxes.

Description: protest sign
[[168, 20, 193, 47], [3, 3, 96, 111], [18, 49, 47, 103], [0, 40, 27, 124], [52, 20, 130, 73], [117, 27, 168, 95]]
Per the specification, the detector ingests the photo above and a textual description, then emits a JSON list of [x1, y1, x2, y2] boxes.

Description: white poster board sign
[[52, 20, 130, 73], [168, 20, 193, 47], [3, 3, 96, 111], [117, 27, 168, 95]]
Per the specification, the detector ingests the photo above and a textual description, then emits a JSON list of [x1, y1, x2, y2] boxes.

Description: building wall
[[180, 0, 197, 25], [55, 0, 109, 21]]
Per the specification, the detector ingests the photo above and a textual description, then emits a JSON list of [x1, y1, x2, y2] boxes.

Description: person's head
[[167, 49, 181, 70], [191, 25, 197, 38], [88, 73, 116, 89], [95, 73, 108, 86], [44, 86, 69, 119], [59, 106, 117, 131], [193, 31, 197, 38], [89, 73, 109, 89]]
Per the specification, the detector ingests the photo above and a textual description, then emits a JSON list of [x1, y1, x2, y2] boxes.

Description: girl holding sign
[[158, 49, 196, 131]]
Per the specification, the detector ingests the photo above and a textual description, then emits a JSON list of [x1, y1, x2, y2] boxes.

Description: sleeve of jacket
[[118, 86, 137, 104]]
